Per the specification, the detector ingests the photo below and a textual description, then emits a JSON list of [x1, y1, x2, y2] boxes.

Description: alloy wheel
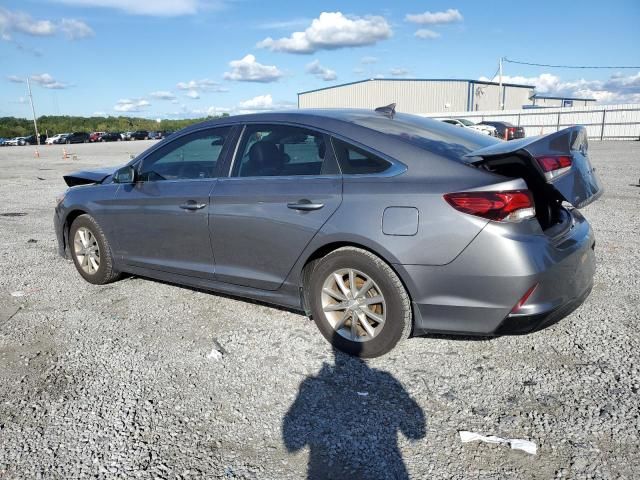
[[321, 268, 386, 342], [73, 227, 100, 275]]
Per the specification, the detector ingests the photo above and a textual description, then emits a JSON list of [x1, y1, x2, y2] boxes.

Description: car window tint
[[233, 125, 335, 177], [331, 138, 391, 175], [139, 127, 230, 181]]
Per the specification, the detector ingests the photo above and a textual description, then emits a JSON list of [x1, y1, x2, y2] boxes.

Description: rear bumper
[[397, 209, 596, 336]]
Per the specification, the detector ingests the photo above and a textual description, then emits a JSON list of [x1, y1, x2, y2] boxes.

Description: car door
[[210, 123, 342, 291], [111, 125, 235, 279]]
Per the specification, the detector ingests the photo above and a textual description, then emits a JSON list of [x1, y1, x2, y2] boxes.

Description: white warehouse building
[[298, 78, 595, 114]]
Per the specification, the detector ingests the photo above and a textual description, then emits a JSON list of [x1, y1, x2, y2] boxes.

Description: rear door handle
[[180, 200, 207, 211], [287, 199, 325, 211]]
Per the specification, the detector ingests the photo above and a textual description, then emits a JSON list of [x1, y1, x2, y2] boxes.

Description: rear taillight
[[535, 155, 572, 180], [506, 127, 516, 139], [443, 190, 536, 222]]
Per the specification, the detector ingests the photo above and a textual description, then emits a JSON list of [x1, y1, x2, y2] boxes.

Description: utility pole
[[498, 56, 503, 110], [26, 77, 41, 147]]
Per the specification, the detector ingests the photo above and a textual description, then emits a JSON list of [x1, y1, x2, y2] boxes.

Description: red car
[[89, 131, 106, 142]]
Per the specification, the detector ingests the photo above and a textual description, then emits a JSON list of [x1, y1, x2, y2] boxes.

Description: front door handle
[[287, 199, 325, 211], [180, 200, 207, 211]]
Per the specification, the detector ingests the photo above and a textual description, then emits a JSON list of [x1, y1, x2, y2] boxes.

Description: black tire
[[69, 214, 121, 285], [308, 247, 412, 358]]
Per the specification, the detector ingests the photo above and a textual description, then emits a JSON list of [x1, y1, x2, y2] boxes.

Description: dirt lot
[[0, 140, 639, 479]]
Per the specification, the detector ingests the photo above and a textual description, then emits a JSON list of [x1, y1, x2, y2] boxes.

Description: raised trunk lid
[[465, 126, 602, 208]]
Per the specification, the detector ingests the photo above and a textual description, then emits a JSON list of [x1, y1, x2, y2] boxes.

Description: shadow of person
[[283, 333, 426, 479]]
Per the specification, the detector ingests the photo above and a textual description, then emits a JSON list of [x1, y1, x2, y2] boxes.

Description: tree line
[[0, 114, 230, 138]]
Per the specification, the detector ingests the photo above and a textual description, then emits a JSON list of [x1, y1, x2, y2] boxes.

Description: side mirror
[[113, 165, 136, 184]]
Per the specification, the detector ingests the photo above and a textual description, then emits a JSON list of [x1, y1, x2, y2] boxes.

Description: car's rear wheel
[[69, 214, 121, 285], [308, 247, 412, 358]]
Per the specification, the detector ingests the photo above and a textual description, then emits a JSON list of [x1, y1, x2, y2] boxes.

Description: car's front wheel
[[69, 214, 121, 285], [308, 247, 412, 358]]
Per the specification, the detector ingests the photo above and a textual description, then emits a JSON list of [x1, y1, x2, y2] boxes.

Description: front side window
[[233, 124, 337, 177], [139, 126, 231, 181]]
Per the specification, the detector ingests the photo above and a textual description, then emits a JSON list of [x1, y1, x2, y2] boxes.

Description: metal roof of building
[[298, 78, 536, 96]]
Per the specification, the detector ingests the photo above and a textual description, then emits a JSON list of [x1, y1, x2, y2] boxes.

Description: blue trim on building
[[531, 94, 596, 101], [297, 78, 536, 96]]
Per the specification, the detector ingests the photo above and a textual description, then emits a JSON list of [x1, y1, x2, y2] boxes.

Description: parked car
[[54, 108, 602, 358], [65, 132, 90, 144], [46, 133, 70, 145], [441, 118, 497, 136], [5, 137, 26, 146], [0, 137, 7, 146], [98, 132, 122, 142], [22, 134, 47, 145], [128, 130, 149, 141], [89, 131, 106, 142], [479, 121, 525, 140]]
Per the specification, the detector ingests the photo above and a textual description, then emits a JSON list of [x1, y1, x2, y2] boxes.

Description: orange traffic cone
[[62, 148, 68, 159]]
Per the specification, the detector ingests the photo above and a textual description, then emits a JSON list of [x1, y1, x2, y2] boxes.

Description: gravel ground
[[0, 140, 639, 479]]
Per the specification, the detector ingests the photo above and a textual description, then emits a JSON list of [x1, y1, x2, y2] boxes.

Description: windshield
[[456, 118, 475, 126]]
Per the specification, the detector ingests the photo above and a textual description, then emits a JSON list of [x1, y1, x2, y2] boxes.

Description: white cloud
[[149, 90, 176, 100], [30, 73, 71, 89], [390, 68, 409, 77], [0, 8, 92, 42], [59, 18, 94, 39], [236, 94, 295, 114], [7, 75, 25, 83], [257, 12, 391, 54], [50, 0, 224, 17], [306, 60, 337, 81], [414, 29, 440, 39], [176, 78, 228, 92], [238, 94, 275, 110], [360, 56, 378, 64], [479, 71, 640, 104], [223, 54, 283, 83], [406, 8, 463, 25], [114, 98, 151, 112], [185, 90, 200, 99], [0, 8, 55, 38]]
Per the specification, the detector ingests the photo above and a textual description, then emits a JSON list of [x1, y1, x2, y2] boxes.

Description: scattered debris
[[27, 239, 38, 244], [459, 430, 537, 455], [206, 340, 226, 361], [36, 177, 46, 181], [0, 212, 28, 217], [357, 391, 369, 396], [10, 288, 39, 297]]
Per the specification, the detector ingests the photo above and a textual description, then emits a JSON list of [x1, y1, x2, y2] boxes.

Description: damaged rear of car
[[405, 125, 602, 335]]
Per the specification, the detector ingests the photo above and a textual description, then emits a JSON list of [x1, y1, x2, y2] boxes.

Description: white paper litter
[[10, 291, 25, 297], [459, 430, 537, 455], [206, 348, 223, 361], [357, 391, 369, 396]]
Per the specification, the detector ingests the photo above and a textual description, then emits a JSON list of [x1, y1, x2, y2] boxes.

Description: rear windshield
[[351, 112, 498, 162]]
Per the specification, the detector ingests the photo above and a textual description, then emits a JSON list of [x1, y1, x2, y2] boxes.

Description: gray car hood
[[63, 166, 120, 187]]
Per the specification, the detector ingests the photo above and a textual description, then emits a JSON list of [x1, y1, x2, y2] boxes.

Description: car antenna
[[374, 103, 396, 119]]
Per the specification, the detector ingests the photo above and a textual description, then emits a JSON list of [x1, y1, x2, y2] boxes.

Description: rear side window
[[233, 124, 338, 177], [331, 138, 391, 175]]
